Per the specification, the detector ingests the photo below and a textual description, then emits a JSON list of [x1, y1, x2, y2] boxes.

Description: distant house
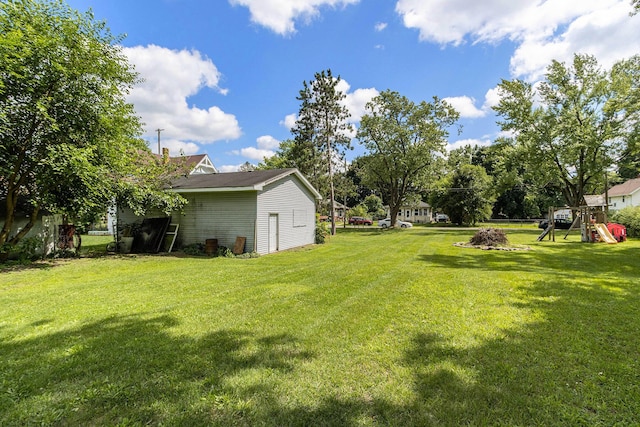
[[168, 152, 218, 175], [387, 201, 433, 223], [606, 177, 640, 210], [331, 201, 348, 220], [117, 168, 321, 255]]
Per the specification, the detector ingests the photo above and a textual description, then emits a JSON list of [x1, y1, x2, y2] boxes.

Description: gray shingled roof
[[607, 177, 640, 197], [167, 168, 321, 199]]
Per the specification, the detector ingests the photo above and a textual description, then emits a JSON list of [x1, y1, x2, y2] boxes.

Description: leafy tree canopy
[[0, 0, 185, 251], [494, 53, 640, 209], [430, 164, 495, 226], [357, 90, 459, 226]]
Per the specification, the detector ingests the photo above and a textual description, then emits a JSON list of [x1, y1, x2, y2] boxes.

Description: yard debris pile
[[454, 228, 530, 251], [470, 228, 508, 246]]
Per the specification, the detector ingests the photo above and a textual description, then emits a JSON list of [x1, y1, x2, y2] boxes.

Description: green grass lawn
[[1, 227, 639, 425]]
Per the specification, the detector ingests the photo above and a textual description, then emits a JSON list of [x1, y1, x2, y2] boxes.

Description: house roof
[[607, 177, 640, 197], [386, 201, 431, 209], [171, 154, 217, 174], [173, 154, 206, 169], [584, 194, 606, 207], [153, 150, 217, 174], [168, 168, 322, 199]]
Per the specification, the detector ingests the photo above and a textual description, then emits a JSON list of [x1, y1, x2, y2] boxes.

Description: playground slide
[[537, 225, 553, 241], [594, 223, 617, 244]]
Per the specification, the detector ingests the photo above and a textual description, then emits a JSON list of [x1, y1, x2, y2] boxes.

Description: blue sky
[[65, 0, 640, 172]]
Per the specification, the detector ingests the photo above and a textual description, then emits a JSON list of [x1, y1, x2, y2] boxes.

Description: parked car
[[378, 218, 413, 228], [435, 214, 449, 223], [538, 218, 573, 230], [349, 216, 373, 225]]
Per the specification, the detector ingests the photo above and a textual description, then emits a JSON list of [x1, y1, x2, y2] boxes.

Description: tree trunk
[[9, 205, 40, 245], [328, 142, 336, 236], [0, 183, 19, 247]]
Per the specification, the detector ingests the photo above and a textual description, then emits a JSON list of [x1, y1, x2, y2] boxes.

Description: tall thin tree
[[292, 70, 353, 235]]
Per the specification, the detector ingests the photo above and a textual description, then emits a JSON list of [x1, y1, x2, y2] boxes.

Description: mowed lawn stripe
[[1, 228, 639, 425]]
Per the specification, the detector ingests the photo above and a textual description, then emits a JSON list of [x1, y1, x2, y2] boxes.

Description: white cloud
[[395, 0, 640, 81], [443, 96, 486, 119], [447, 138, 492, 152], [218, 164, 244, 172], [229, 0, 359, 35], [280, 113, 298, 130], [482, 87, 502, 110], [235, 146, 277, 161], [510, 2, 640, 81], [336, 79, 379, 122], [231, 135, 281, 162], [344, 87, 380, 123], [281, 79, 378, 134], [443, 88, 504, 119], [375, 22, 388, 31], [123, 45, 242, 154], [256, 135, 281, 150]]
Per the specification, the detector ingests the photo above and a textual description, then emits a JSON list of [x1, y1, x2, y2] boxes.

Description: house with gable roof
[[117, 168, 321, 255], [606, 177, 640, 210]]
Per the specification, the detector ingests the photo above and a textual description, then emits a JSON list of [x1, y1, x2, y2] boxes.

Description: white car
[[378, 218, 413, 228]]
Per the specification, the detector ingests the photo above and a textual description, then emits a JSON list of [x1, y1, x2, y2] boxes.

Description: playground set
[[537, 205, 627, 244]]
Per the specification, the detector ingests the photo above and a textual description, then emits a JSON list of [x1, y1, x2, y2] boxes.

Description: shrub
[[611, 206, 640, 237], [315, 222, 329, 244], [470, 228, 509, 246], [182, 243, 205, 256], [235, 251, 260, 259], [216, 246, 234, 258]]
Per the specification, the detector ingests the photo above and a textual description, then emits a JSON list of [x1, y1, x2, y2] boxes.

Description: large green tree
[[494, 54, 640, 210], [356, 90, 459, 226], [291, 69, 353, 235], [470, 143, 564, 218], [430, 164, 495, 226], [0, 0, 184, 253]]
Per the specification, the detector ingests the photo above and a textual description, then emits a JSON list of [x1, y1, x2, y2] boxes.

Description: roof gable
[[169, 154, 217, 174]]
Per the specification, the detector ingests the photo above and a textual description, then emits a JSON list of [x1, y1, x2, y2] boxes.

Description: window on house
[[293, 209, 307, 227]]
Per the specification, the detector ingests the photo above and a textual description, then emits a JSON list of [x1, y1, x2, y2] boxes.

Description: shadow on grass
[[263, 276, 640, 425], [3, 256, 639, 425], [0, 314, 313, 425], [0, 260, 59, 274]]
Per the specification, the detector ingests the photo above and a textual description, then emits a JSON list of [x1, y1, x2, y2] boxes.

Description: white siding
[[117, 195, 256, 253], [256, 175, 316, 254], [609, 194, 638, 210], [2, 214, 62, 257], [176, 191, 257, 252]]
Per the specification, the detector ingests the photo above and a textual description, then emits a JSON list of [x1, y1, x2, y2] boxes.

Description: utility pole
[[156, 128, 164, 154]]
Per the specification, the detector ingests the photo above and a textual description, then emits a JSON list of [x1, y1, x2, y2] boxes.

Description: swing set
[[537, 205, 626, 244]]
